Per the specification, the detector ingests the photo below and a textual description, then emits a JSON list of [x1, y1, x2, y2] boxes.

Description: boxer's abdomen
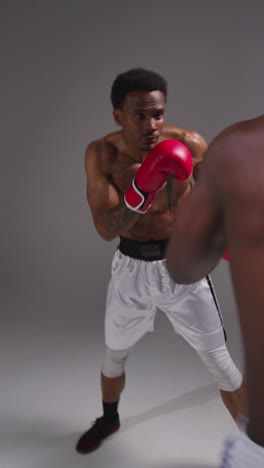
[[121, 186, 191, 241], [121, 209, 174, 241]]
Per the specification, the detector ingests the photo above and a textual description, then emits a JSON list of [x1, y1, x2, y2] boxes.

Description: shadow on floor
[[121, 383, 218, 432]]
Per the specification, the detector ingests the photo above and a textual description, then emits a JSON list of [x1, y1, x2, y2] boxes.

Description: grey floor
[[2, 2, 259, 464], [1, 264, 243, 468]]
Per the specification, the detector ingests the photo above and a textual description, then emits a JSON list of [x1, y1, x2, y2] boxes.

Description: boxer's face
[[114, 90, 166, 152]]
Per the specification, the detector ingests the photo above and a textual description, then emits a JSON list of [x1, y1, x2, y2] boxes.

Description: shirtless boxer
[[166, 115, 264, 467], [76, 68, 247, 454]]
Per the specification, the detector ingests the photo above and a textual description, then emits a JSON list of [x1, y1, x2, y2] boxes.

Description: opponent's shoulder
[[214, 115, 264, 183], [85, 133, 119, 174], [209, 114, 264, 151], [162, 125, 207, 164]]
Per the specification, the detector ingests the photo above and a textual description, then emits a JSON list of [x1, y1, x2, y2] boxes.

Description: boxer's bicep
[[87, 173, 120, 219], [85, 144, 121, 234]]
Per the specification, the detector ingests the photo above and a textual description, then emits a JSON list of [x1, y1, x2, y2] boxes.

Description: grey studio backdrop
[[1, 1, 263, 468]]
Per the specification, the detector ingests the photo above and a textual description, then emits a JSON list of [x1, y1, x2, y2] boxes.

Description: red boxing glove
[[222, 249, 230, 261], [124, 139, 193, 213]]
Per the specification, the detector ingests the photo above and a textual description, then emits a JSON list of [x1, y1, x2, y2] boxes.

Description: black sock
[[102, 401, 119, 423]]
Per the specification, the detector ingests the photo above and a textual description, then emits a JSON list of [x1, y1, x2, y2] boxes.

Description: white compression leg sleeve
[[101, 346, 133, 378], [197, 345, 243, 391]]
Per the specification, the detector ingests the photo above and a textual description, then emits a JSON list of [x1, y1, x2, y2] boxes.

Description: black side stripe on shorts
[[206, 275, 227, 341]]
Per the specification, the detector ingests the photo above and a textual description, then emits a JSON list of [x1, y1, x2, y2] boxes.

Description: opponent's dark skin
[[166, 114, 264, 448]]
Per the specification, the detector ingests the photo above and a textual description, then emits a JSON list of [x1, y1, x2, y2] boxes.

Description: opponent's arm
[[85, 142, 140, 241], [190, 132, 230, 260], [166, 180, 225, 283]]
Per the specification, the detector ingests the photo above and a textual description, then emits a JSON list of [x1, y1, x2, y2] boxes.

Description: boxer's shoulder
[[85, 133, 120, 174], [161, 125, 207, 169], [162, 126, 208, 179]]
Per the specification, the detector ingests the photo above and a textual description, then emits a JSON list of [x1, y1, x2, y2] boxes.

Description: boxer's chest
[[110, 151, 190, 212], [110, 151, 140, 194]]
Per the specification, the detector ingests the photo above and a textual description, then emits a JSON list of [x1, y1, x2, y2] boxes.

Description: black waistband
[[118, 236, 168, 261]]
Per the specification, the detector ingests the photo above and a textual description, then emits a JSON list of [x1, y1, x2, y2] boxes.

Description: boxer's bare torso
[[85, 125, 207, 241]]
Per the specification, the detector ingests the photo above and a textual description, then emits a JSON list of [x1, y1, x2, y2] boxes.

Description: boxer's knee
[[197, 344, 243, 391], [101, 346, 133, 378]]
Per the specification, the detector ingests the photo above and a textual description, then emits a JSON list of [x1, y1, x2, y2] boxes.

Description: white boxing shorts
[[105, 237, 226, 352]]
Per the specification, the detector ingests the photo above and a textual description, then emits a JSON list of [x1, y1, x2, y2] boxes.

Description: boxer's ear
[[113, 108, 122, 126]]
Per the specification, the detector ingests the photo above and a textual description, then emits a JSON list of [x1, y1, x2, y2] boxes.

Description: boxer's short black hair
[[111, 68, 167, 109]]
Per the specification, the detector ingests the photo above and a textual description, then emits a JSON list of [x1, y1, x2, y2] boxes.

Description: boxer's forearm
[[101, 202, 140, 240]]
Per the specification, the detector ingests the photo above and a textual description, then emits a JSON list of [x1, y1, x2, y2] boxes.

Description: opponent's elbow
[[166, 258, 189, 284]]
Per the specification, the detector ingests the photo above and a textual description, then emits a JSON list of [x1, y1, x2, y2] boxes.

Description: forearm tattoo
[[104, 203, 140, 236]]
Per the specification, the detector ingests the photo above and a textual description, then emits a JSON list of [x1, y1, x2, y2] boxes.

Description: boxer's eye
[[135, 112, 145, 121], [154, 112, 163, 120]]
